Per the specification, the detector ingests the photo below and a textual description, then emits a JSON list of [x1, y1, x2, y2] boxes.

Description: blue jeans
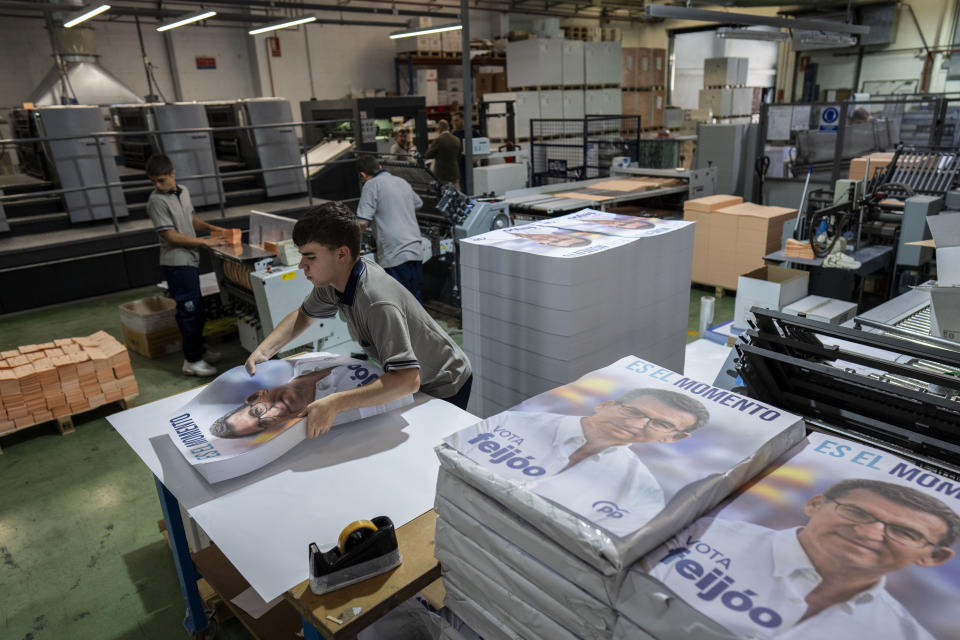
[[162, 265, 205, 362], [385, 260, 423, 303], [442, 375, 472, 410]]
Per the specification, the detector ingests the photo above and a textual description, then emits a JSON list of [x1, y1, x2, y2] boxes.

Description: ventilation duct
[[29, 26, 143, 106]]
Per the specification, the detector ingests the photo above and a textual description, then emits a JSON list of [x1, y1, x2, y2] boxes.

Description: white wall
[[252, 23, 398, 112], [95, 21, 176, 102], [168, 24, 256, 101], [0, 18, 55, 108]]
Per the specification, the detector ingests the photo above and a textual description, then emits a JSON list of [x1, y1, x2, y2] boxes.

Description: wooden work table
[[285, 510, 443, 639]]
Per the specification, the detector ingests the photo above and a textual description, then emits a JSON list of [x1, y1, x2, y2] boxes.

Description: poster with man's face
[[631, 432, 960, 640], [461, 223, 636, 258], [539, 208, 694, 238], [444, 357, 805, 540], [165, 353, 406, 483]]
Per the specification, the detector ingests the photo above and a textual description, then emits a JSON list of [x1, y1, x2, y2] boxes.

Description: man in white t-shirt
[[448, 388, 709, 531], [644, 478, 959, 640]]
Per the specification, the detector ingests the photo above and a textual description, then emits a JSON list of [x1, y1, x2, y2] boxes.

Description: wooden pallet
[[0, 393, 137, 454]]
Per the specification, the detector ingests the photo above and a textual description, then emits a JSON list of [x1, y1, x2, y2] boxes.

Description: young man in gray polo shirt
[[145, 154, 228, 377], [356, 155, 424, 302], [244, 202, 472, 438]]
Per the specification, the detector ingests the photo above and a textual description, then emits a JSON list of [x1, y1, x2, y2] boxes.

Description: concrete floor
[[0, 283, 734, 640]]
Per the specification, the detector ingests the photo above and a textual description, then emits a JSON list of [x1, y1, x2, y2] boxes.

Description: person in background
[[424, 120, 460, 187], [389, 127, 416, 162], [145, 154, 228, 377], [356, 155, 424, 302]]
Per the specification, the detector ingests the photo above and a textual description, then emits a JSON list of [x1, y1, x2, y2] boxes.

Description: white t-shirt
[[643, 518, 934, 640], [447, 411, 666, 535]]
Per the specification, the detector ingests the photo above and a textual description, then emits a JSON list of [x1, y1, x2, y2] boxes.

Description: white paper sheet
[[231, 586, 284, 619], [108, 392, 479, 601]]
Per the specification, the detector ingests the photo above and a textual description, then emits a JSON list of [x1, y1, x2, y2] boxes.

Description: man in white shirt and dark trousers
[[356, 155, 424, 302], [145, 154, 228, 377]]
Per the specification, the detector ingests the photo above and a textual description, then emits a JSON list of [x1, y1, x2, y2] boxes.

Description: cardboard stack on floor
[[684, 195, 797, 291], [616, 431, 960, 640], [433, 357, 806, 639], [0, 330, 137, 434], [459, 209, 694, 418]]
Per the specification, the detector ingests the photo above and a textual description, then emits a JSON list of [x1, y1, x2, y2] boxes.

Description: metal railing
[[0, 118, 361, 233]]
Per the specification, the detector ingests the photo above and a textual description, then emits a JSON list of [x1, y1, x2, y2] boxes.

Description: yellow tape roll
[[338, 519, 378, 554]]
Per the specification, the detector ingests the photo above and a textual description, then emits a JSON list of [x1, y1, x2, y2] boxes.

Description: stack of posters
[[433, 356, 805, 639], [166, 352, 413, 483], [459, 209, 694, 418], [618, 431, 960, 640]]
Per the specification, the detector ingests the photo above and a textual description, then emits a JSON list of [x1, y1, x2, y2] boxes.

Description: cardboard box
[[848, 152, 895, 181], [121, 324, 182, 359], [652, 48, 666, 86], [652, 89, 665, 128], [684, 198, 796, 290], [928, 287, 960, 341], [621, 47, 638, 88], [734, 266, 809, 329], [782, 295, 858, 324], [119, 296, 177, 334], [636, 48, 652, 87], [926, 212, 960, 287]]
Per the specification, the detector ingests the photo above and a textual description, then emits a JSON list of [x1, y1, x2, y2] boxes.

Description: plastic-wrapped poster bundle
[[624, 432, 960, 640], [541, 208, 694, 238], [167, 353, 413, 483], [439, 356, 805, 574]]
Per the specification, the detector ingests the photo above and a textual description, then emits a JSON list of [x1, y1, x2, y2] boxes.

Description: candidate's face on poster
[[508, 231, 591, 248], [802, 488, 956, 575], [591, 217, 655, 230], [584, 394, 696, 447], [215, 369, 330, 437]]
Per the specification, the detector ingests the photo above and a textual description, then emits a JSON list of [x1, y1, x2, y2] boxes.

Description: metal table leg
[[302, 616, 323, 640], [155, 476, 210, 636]]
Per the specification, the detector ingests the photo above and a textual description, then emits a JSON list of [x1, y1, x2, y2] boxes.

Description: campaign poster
[[461, 222, 636, 258], [540, 208, 694, 238], [167, 353, 412, 482], [444, 356, 805, 539], [639, 432, 960, 640]]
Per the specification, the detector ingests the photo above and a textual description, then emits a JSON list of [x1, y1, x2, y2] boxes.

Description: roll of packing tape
[[338, 519, 378, 554]]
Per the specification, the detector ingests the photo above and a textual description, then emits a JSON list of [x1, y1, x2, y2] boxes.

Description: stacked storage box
[[616, 431, 960, 639], [684, 195, 797, 290], [394, 16, 442, 54], [434, 357, 806, 639], [698, 57, 761, 118], [621, 47, 667, 128], [459, 210, 694, 418], [0, 330, 138, 435]]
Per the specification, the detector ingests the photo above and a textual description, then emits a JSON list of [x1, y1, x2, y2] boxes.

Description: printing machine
[[500, 165, 715, 217], [110, 102, 220, 206], [202, 98, 306, 199], [11, 105, 128, 223], [800, 145, 960, 293], [736, 302, 960, 477]]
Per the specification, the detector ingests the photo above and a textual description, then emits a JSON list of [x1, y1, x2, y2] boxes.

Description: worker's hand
[[244, 348, 271, 375], [299, 396, 339, 438], [202, 236, 229, 248]]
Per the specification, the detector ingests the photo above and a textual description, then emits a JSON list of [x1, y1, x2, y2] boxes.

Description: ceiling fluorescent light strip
[[64, 4, 111, 28], [157, 10, 217, 32], [717, 28, 788, 42], [389, 23, 462, 39], [645, 5, 869, 35], [248, 16, 317, 35]]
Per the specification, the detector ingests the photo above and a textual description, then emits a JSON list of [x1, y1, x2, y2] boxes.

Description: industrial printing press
[[736, 305, 960, 479]]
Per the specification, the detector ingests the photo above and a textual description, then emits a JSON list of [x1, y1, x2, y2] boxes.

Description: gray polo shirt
[[147, 185, 199, 268], [356, 170, 423, 269], [300, 258, 471, 399]]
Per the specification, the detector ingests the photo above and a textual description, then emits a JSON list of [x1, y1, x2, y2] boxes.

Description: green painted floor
[[0, 283, 734, 639]]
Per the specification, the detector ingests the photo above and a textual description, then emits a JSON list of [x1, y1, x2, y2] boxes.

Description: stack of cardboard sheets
[[458, 209, 693, 418], [0, 330, 138, 434], [684, 196, 797, 290]]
